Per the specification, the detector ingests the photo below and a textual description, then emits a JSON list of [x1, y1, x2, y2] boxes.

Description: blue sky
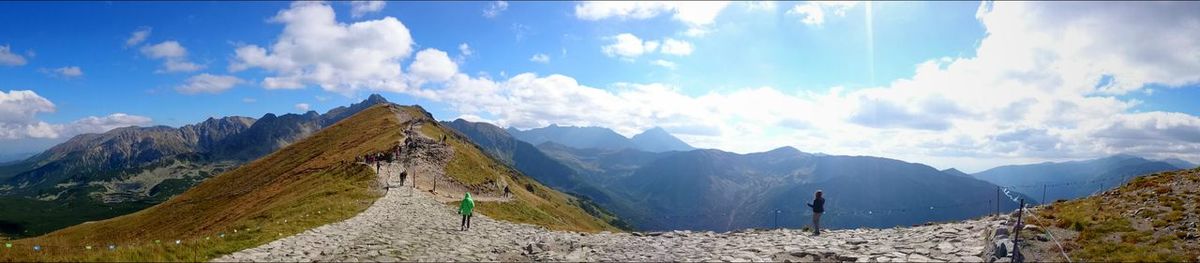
[[2, 1, 1199, 172]]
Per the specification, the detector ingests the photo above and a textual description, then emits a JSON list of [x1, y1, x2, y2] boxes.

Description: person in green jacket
[[459, 192, 475, 231]]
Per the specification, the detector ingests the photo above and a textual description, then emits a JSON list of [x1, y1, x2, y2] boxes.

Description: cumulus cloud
[[125, 27, 152, 47], [207, 2, 1200, 170], [0, 90, 151, 139], [350, 1, 385, 18], [601, 33, 662, 60], [230, 2, 414, 95], [58, 113, 154, 137], [601, 34, 695, 60], [295, 103, 311, 112], [140, 41, 204, 72], [786, 1, 858, 26], [44, 66, 83, 78], [483, 1, 508, 18], [0, 45, 28, 66], [176, 74, 244, 95], [651, 59, 676, 69], [408, 48, 458, 87], [575, 1, 730, 36], [659, 38, 694, 56], [458, 43, 473, 56], [529, 53, 550, 64]]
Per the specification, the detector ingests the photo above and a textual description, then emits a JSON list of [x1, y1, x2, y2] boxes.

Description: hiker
[[503, 185, 511, 198], [459, 192, 475, 231], [806, 190, 825, 235], [399, 170, 408, 186]]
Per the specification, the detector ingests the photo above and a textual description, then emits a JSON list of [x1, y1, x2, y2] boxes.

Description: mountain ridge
[[507, 124, 695, 153], [0, 95, 393, 237]]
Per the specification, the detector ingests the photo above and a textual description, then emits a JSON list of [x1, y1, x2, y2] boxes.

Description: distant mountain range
[[449, 119, 1028, 232], [507, 125, 695, 153], [971, 154, 1190, 203], [0, 95, 390, 236]]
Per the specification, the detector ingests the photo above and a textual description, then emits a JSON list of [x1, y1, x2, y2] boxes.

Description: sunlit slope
[[0, 104, 404, 261], [405, 107, 619, 232], [1023, 168, 1200, 262]]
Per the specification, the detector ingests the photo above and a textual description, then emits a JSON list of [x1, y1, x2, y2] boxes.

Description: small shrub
[[1072, 221, 1085, 232]]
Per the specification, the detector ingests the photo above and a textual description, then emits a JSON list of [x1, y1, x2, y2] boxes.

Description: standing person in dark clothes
[[399, 170, 407, 186], [806, 190, 825, 236]]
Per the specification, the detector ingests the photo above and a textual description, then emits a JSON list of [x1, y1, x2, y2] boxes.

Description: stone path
[[216, 162, 1001, 262]]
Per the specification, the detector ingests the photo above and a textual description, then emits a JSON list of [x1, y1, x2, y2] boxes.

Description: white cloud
[[140, 41, 204, 72], [125, 27, 151, 47], [650, 59, 676, 70], [0, 45, 28, 66], [483, 1, 508, 18], [396, 2, 1200, 170], [350, 1, 386, 18], [602, 34, 694, 60], [575, 1, 730, 36], [786, 1, 859, 26], [408, 48, 458, 87], [230, 2, 414, 95], [458, 43, 473, 56], [744, 1, 777, 12], [601, 33, 659, 60], [48, 66, 83, 78], [295, 103, 311, 112], [0, 90, 55, 125], [529, 53, 550, 64], [0, 90, 151, 139], [140, 41, 187, 59], [176, 74, 245, 95], [242, 97, 257, 103], [659, 38, 693, 56], [58, 113, 154, 137]]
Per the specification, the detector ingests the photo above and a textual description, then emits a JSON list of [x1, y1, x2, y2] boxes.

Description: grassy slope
[[0, 105, 403, 261], [413, 114, 618, 233], [1023, 168, 1200, 262]]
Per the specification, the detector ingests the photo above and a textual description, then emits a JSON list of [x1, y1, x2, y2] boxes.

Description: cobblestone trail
[[217, 162, 1002, 262]]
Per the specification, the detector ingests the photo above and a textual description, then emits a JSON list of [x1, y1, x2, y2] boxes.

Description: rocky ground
[[216, 160, 1002, 262]]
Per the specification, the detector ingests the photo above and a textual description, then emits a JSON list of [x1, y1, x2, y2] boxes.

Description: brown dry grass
[[0, 105, 404, 261], [1024, 168, 1200, 262]]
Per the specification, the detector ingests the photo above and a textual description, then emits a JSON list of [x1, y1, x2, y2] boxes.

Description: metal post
[[1042, 184, 1047, 204], [1014, 198, 1025, 263], [774, 210, 779, 229]]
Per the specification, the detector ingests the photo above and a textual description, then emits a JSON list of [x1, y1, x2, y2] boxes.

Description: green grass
[[0, 197, 154, 238], [422, 121, 619, 233]]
